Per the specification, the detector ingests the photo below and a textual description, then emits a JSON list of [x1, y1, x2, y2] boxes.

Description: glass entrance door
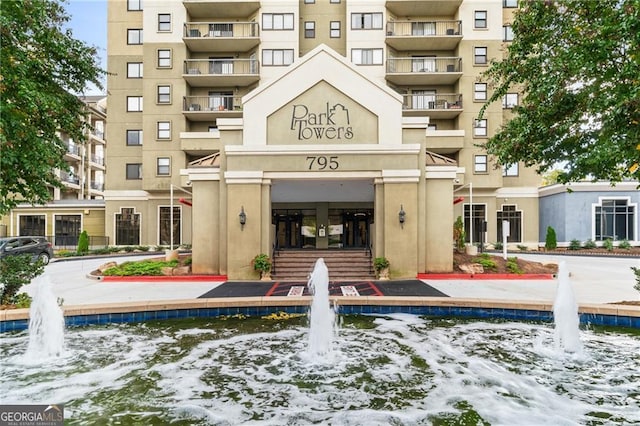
[[343, 215, 369, 248], [275, 213, 302, 249]]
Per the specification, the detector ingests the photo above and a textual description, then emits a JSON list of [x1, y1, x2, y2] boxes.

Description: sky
[[64, 0, 107, 95]]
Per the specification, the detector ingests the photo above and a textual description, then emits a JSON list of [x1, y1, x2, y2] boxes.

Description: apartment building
[[106, 0, 539, 278], [0, 96, 107, 246]]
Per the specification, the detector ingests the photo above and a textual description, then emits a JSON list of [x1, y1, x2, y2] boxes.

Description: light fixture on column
[[398, 204, 406, 228], [239, 206, 246, 228]]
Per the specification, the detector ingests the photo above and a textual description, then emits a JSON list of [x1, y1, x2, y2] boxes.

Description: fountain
[[24, 274, 65, 360], [1, 264, 639, 424], [306, 258, 336, 357], [553, 261, 582, 353]]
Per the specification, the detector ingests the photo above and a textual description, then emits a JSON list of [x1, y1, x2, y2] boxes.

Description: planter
[[260, 271, 272, 281], [377, 267, 390, 281]]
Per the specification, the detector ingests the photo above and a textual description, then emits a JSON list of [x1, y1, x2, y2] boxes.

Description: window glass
[[127, 62, 143, 78], [157, 85, 171, 104], [127, 0, 142, 11], [351, 48, 383, 65], [159, 206, 181, 246], [263, 13, 294, 30], [503, 163, 519, 176], [351, 13, 383, 30], [262, 49, 294, 66], [497, 205, 522, 242], [503, 93, 518, 108], [127, 96, 143, 112], [126, 130, 142, 145], [126, 163, 142, 179], [474, 47, 487, 64], [474, 83, 487, 101], [330, 21, 340, 38], [115, 208, 140, 245], [157, 49, 171, 68], [157, 121, 171, 140], [158, 14, 171, 32], [305, 21, 315, 38], [503, 25, 514, 41], [474, 11, 487, 29], [127, 29, 143, 44], [157, 157, 171, 176], [474, 155, 488, 173], [474, 119, 488, 137]]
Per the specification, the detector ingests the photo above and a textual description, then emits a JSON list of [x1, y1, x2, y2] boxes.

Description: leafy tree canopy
[[479, 0, 640, 185], [0, 0, 105, 215]]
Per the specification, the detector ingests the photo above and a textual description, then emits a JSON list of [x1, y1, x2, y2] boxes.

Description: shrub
[[545, 226, 557, 250], [123, 246, 135, 253], [0, 254, 44, 305], [136, 245, 150, 252], [184, 256, 192, 266], [517, 244, 528, 251], [568, 239, 582, 250], [90, 247, 112, 255], [373, 257, 390, 272], [252, 253, 271, 273], [506, 257, 523, 274], [493, 241, 503, 251], [102, 259, 179, 276], [453, 216, 466, 252], [56, 249, 77, 257], [77, 230, 89, 254], [632, 267, 640, 294], [473, 253, 496, 271], [583, 239, 597, 249], [603, 238, 614, 251], [14, 292, 32, 308], [618, 239, 631, 250]]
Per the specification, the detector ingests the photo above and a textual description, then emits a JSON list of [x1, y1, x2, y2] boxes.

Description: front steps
[[271, 249, 375, 281]]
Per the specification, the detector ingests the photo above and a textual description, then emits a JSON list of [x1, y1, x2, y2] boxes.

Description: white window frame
[[262, 13, 294, 30], [474, 83, 487, 101], [157, 121, 171, 140], [127, 96, 143, 112], [157, 157, 171, 176], [592, 197, 638, 242], [127, 62, 143, 78], [262, 49, 294, 66], [351, 48, 383, 65], [474, 155, 488, 173], [474, 119, 488, 137], [127, 29, 143, 45]]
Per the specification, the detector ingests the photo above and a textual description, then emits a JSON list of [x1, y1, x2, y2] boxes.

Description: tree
[[77, 230, 89, 254], [479, 0, 640, 185], [0, 254, 44, 305], [0, 0, 105, 215]]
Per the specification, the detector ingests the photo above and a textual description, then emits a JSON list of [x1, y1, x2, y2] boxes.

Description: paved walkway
[[26, 253, 640, 307]]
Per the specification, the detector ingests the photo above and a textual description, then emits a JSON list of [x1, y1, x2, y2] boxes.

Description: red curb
[[101, 275, 228, 282], [417, 273, 555, 280]]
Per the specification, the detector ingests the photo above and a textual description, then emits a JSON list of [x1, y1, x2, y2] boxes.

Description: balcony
[[425, 129, 465, 155], [387, 57, 462, 86], [90, 129, 105, 143], [385, 0, 462, 16], [386, 20, 462, 51], [183, 22, 259, 52], [183, 0, 260, 19], [90, 182, 105, 193], [183, 59, 259, 87], [183, 95, 243, 121], [89, 154, 105, 169], [402, 93, 463, 119], [180, 131, 222, 156], [60, 171, 80, 187]]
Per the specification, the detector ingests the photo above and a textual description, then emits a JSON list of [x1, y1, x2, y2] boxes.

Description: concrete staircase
[[271, 249, 375, 281]]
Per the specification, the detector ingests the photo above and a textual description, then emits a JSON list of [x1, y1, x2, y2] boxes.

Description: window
[[503, 25, 514, 41], [157, 157, 171, 176], [157, 49, 171, 68], [55, 215, 81, 246], [159, 206, 181, 246], [474, 47, 488, 65], [304, 0, 315, 3], [262, 49, 294, 66], [331, 0, 340, 3], [127, 96, 143, 112], [474, 11, 487, 29], [126, 163, 142, 179], [503, 93, 518, 108], [595, 199, 636, 241], [158, 13, 171, 32], [262, 13, 294, 30], [504, 0, 518, 7], [126, 130, 142, 146], [351, 13, 383, 30], [305, 21, 315, 38], [474, 155, 488, 173], [127, 62, 143, 78], [497, 205, 522, 242], [351, 48, 383, 65], [115, 208, 140, 245], [157, 85, 171, 104], [474, 119, 488, 137], [330, 21, 341, 38], [464, 204, 487, 244], [19, 215, 45, 236], [503, 163, 519, 177], [474, 83, 487, 101], [127, 29, 143, 45], [127, 0, 142, 11], [157, 121, 171, 140]]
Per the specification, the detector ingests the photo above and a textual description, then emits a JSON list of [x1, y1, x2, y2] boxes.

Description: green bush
[[619, 239, 632, 250], [517, 244, 528, 251], [136, 245, 150, 252], [568, 239, 582, 250], [583, 239, 597, 249], [493, 241, 503, 251], [102, 259, 179, 276], [373, 257, 390, 272], [184, 256, 192, 266], [473, 253, 497, 271], [251, 253, 272, 273], [632, 267, 640, 293], [603, 238, 614, 251], [545, 226, 557, 250], [14, 292, 32, 308], [123, 246, 135, 253], [0, 254, 44, 305], [506, 257, 523, 274], [77, 230, 89, 254], [453, 216, 465, 252]]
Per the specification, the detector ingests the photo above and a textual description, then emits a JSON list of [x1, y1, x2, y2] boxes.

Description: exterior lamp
[[398, 204, 406, 228], [239, 206, 246, 228]]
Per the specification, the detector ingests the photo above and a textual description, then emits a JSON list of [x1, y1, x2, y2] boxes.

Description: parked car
[[0, 236, 54, 264]]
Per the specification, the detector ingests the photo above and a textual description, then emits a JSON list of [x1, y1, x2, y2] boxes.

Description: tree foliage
[[0, 0, 105, 215], [479, 0, 640, 184], [0, 254, 44, 305]]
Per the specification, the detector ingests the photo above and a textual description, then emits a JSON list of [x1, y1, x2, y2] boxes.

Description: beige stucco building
[[106, 0, 540, 279]]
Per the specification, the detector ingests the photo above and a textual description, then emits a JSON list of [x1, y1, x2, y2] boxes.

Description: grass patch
[[103, 259, 179, 276]]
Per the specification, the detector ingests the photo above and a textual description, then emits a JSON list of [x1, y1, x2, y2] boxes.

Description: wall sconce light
[[398, 204, 406, 228], [239, 206, 246, 228]]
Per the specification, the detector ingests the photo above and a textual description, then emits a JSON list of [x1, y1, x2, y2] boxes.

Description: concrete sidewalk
[[26, 253, 640, 306]]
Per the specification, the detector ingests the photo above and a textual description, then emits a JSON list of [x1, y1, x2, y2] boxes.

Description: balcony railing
[[90, 182, 104, 191], [92, 129, 104, 140], [388, 57, 461, 73], [183, 95, 243, 113], [90, 154, 104, 166], [386, 20, 461, 37], [60, 171, 79, 185], [66, 143, 80, 156], [184, 59, 258, 76], [402, 94, 462, 110], [183, 22, 259, 52]]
